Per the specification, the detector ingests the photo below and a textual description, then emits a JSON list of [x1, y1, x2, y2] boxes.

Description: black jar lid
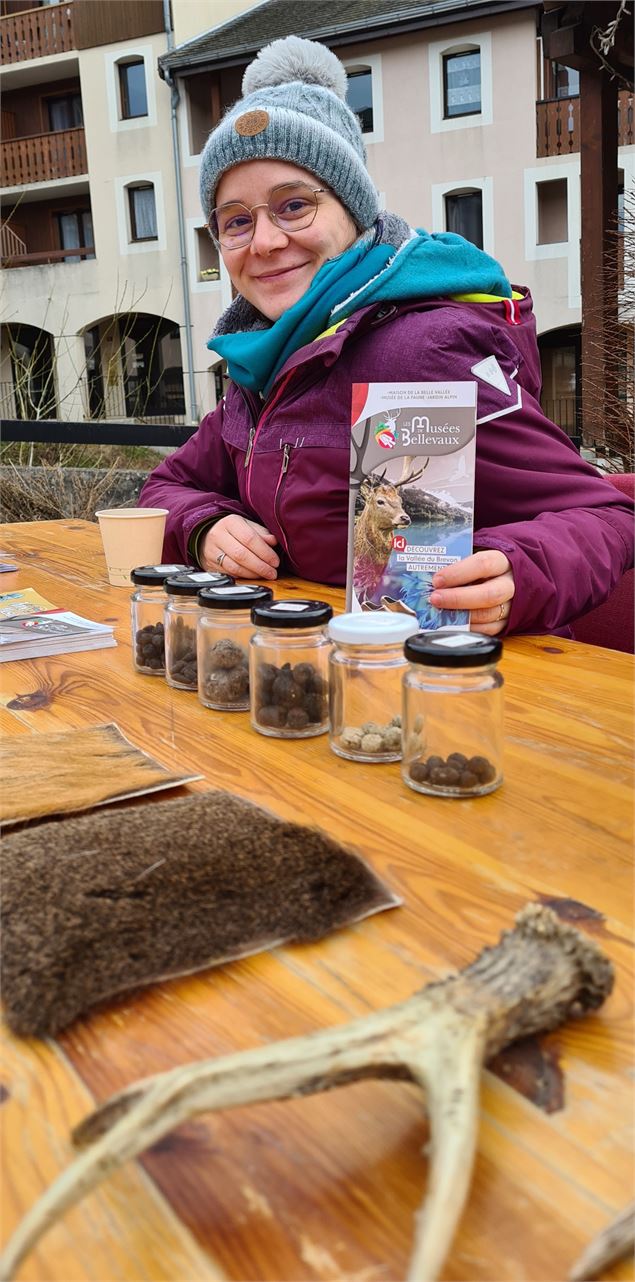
[[250, 599, 333, 629], [404, 630, 503, 666], [198, 584, 273, 610], [165, 570, 235, 596], [130, 563, 191, 586]]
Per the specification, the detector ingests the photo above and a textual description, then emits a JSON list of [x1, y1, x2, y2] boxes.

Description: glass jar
[[197, 583, 273, 711], [249, 600, 333, 738], [328, 613, 419, 763], [130, 563, 191, 675], [164, 571, 234, 691], [402, 631, 504, 797]]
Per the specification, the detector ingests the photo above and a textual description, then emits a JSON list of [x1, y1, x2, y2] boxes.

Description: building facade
[[2, 0, 633, 444], [1, 0, 192, 425]]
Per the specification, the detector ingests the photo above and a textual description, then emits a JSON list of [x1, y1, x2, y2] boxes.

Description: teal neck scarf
[[208, 216, 511, 396]]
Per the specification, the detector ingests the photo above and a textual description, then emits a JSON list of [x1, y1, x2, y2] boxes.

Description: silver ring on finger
[[216, 550, 226, 568]]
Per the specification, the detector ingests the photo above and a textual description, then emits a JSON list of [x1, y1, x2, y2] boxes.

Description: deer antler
[[350, 416, 373, 491], [394, 455, 429, 489], [568, 1202, 635, 1280], [0, 905, 614, 1282]]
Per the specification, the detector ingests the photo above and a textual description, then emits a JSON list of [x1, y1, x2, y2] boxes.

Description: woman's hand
[[428, 550, 515, 635], [200, 516, 279, 580]]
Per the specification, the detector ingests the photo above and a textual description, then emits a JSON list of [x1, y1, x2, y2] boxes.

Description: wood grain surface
[[1, 520, 633, 1282]]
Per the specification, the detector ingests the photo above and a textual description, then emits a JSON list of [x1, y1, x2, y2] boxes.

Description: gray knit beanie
[[199, 35, 380, 231]]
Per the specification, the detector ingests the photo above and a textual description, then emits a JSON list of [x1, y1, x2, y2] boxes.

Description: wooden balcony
[[537, 89, 634, 157], [0, 2, 74, 64], [1, 244, 95, 268], [1, 127, 87, 188], [1, 0, 164, 63]]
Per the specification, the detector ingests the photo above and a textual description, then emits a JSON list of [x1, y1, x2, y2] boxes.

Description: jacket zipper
[[273, 444, 291, 555], [244, 427, 256, 469], [245, 370, 295, 506]]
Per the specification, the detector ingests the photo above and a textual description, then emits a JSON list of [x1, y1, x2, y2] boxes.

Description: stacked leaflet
[[0, 589, 116, 662]]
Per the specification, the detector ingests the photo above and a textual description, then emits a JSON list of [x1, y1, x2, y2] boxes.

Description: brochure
[[347, 381, 477, 631], [0, 587, 56, 618], [0, 608, 116, 662]]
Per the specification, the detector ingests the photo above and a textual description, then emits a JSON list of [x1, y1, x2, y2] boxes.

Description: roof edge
[[159, 0, 540, 76]]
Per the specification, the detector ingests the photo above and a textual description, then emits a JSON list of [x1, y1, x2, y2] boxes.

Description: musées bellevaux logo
[[374, 413, 432, 450], [374, 421, 397, 450]]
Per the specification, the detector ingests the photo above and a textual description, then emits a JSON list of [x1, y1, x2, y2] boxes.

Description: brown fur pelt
[[1, 790, 399, 1038], [1, 723, 202, 827]]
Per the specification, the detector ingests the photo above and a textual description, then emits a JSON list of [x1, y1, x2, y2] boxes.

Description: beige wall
[[171, 0, 262, 47]]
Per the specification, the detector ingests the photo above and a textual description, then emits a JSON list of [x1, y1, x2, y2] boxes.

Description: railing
[[0, 2, 74, 64], [537, 90, 634, 157], [99, 380, 187, 425], [1, 244, 95, 268], [0, 222, 27, 259], [542, 396, 580, 445], [0, 380, 188, 431], [0, 378, 57, 422], [1, 126, 87, 187], [536, 97, 580, 158], [1, 419, 196, 446]]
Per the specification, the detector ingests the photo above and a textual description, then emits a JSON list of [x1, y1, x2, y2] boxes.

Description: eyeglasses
[[209, 182, 326, 249]]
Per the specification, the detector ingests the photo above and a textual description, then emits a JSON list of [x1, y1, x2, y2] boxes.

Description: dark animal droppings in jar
[[135, 622, 165, 671], [255, 661, 327, 730], [409, 752, 496, 791], [168, 620, 197, 684]]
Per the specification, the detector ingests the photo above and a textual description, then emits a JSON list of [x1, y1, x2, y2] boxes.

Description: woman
[[139, 35, 633, 637]]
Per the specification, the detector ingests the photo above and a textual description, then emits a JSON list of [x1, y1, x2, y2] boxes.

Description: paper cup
[[95, 508, 169, 587]]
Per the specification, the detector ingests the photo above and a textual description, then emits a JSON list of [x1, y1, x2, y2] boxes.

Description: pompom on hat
[[199, 35, 380, 231]]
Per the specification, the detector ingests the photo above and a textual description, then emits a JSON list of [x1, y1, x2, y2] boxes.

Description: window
[[46, 93, 83, 131], [552, 62, 579, 99], [116, 172, 164, 253], [346, 67, 373, 133], [430, 34, 491, 133], [119, 316, 185, 418], [196, 226, 220, 281], [84, 325, 105, 418], [537, 178, 568, 244], [443, 50, 481, 119], [538, 329, 581, 443], [186, 66, 243, 156], [56, 209, 94, 262], [445, 190, 483, 248], [106, 47, 156, 132], [119, 59, 148, 119], [128, 184, 157, 241], [6, 323, 57, 419]]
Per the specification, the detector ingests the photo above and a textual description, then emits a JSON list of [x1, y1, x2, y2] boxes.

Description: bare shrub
[[583, 188, 634, 467], [1, 461, 124, 523]]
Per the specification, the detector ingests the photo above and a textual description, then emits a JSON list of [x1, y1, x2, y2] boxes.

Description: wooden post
[[579, 68, 619, 447]]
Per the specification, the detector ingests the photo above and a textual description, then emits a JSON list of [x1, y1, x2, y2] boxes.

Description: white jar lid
[[328, 611, 420, 645]]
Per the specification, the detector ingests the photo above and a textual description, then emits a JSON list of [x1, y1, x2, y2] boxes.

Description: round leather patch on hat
[[235, 110, 269, 137]]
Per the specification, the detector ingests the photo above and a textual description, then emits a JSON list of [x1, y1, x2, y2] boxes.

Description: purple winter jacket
[[139, 290, 634, 636]]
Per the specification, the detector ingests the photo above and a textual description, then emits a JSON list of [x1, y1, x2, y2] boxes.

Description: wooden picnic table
[[0, 518, 633, 1282]]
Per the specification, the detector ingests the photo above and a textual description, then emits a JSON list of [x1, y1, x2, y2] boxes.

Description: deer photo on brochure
[[347, 382, 476, 629]]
